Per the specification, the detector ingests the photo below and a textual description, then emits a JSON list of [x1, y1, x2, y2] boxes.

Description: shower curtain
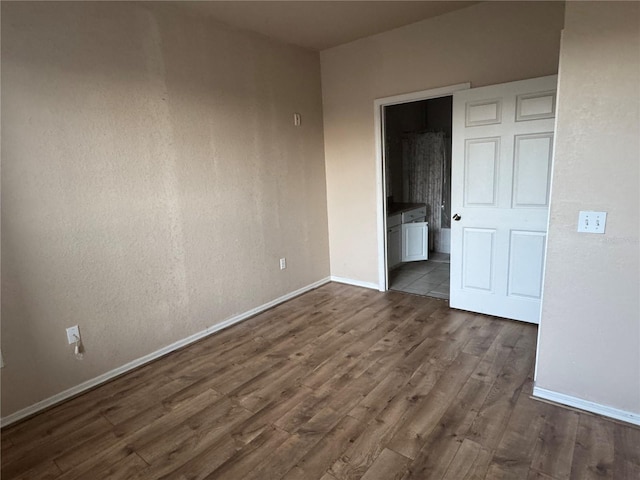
[[402, 131, 446, 252]]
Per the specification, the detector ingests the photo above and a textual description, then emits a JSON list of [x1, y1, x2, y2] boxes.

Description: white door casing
[[450, 76, 557, 324], [375, 83, 471, 291]]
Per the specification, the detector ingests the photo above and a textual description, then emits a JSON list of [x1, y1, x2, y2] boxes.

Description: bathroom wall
[[384, 101, 427, 202]]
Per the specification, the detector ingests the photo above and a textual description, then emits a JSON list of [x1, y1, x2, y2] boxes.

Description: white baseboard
[[533, 386, 640, 426], [330, 275, 380, 291], [0, 276, 331, 428]]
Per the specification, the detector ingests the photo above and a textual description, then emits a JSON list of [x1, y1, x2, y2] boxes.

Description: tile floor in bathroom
[[388, 252, 450, 299]]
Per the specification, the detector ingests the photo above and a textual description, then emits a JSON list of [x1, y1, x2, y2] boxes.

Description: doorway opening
[[383, 96, 452, 299], [374, 82, 468, 293]]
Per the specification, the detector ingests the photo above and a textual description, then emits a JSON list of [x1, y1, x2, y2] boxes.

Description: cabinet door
[[402, 222, 428, 262], [387, 225, 402, 268]]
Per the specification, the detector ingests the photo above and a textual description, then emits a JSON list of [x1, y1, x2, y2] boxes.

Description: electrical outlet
[[293, 113, 301, 126], [578, 211, 607, 234], [280, 258, 287, 270], [66, 325, 80, 345]]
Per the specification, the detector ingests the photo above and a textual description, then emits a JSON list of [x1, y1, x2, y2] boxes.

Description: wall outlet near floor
[[66, 325, 80, 344], [578, 211, 607, 234], [280, 258, 287, 270]]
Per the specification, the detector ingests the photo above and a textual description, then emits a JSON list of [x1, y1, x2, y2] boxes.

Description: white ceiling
[[181, 1, 479, 51]]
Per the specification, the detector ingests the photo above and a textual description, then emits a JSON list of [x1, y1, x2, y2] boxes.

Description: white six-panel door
[[450, 76, 557, 324]]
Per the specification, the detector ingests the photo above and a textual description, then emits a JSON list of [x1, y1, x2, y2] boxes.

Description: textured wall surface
[[320, 1, 565, 283], [536, 1, 640, 413], [1, 2, 329, 416]]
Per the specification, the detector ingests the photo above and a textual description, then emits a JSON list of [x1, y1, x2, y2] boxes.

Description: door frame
[[374, 83, 470, 291]]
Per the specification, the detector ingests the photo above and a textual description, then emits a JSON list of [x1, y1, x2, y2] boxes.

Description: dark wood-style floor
[[2, 283, 639, 480]]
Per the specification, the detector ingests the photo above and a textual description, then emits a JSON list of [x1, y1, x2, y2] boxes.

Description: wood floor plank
[[80, 452, 148, 480], [441, 438, 483, 480], [1, 416, 114, 479], [401, 377, 492, 479], [230, 360, 308, 412], [613, 421, 640, 466], [301, 308, 408, 390], [329, 328, 482, 480], [387, 351, 482, 460], [530, 406, 580, 479], [359, 448, 409, 480], [1, 409, 106, 467], [569, 415, 615, 480], [321, 367, 385, 418], [462, 317, 504, 356], [281, 415, 366, 480], [12, 460, 62, 480], [273, 389, 332, 434], [484, 391, 551, 479], [320, 474, 339, 480], [55, 444, 134, 480], [149, 435, 239, 480], [612, 458, 640, 480], [2, 283, 637, 480], [100, 375, 197, 425], [460, 440, 493, 480], [227, 384, 315, 446], [135, 398, 251, 464], [54, 388, 223, 472], [347, 360, 421, 423], [242, 406, 343, 480], [194, 425, 290, 480], [465, 332, 536, 451], [469, 321, 524, 384], [329, 417, 399, 480], [527, 470, 558, 480]]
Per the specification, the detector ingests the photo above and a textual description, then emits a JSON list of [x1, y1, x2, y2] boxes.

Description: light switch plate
[[578, 211, 607, 234]]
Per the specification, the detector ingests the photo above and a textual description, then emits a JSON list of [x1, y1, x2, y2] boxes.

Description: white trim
[[0, 276, 331, 428], [533, 386, 640, 426], [374, 83, 471, 292], [535, 71, 564, 382], [330, 275, 379, 291]]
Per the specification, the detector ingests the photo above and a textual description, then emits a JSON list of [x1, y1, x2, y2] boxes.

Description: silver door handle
[[453, 214, 461, 221]]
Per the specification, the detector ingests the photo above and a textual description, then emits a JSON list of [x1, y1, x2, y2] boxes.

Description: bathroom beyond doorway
[[384, 96, 452, 299]]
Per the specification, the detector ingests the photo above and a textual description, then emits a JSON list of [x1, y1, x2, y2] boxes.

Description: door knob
[[453, 214, 461, 221]]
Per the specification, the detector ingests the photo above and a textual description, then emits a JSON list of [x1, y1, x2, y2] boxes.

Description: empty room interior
[[1, 1, 639, 479]]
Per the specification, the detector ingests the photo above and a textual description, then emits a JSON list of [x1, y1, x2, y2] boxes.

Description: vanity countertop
[[387, 202, 426, 216]]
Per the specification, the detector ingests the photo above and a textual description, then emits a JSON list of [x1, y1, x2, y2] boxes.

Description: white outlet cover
[[66, 325, 80, 344]]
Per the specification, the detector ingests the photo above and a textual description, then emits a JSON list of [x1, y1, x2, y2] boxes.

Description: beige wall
[[1, 2, 329, 417], [321, 1, 565, 282], [536, 2, 640, 414]]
